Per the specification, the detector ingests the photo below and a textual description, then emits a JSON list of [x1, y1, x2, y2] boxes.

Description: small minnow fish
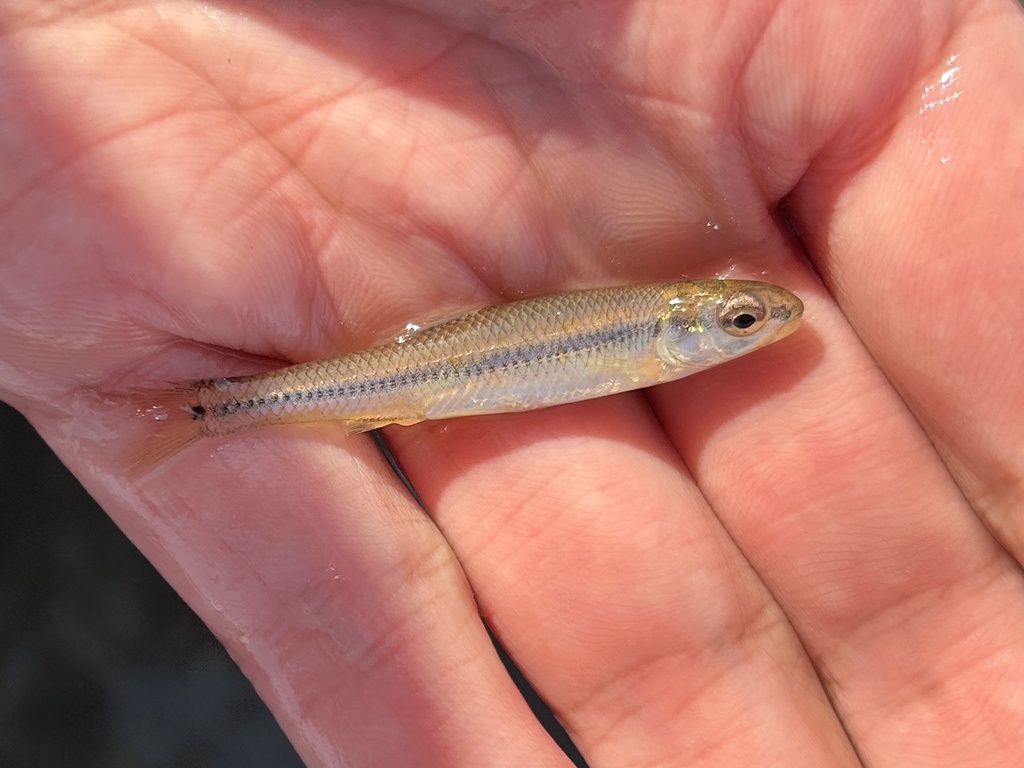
[[123, 279, 802, 474]]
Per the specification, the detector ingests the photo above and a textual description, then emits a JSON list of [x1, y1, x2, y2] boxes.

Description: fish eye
[[732, 312, 758, 329], [718, 293, 768, 337]]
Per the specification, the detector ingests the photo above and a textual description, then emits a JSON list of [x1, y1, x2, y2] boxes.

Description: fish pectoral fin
[[388, 306, 476, 343], [586, 350, 666, 385]]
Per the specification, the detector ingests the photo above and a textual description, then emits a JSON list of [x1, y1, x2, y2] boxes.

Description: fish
[[122, 279, 802, 475]]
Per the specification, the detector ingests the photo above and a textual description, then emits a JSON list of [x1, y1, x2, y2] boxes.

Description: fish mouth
[[770, 289, 804, 322], [768, 296, 804, 341], [771, 302, 802, 323]]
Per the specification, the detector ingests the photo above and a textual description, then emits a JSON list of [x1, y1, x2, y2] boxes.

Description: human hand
[[2, 1, 1023, 765]]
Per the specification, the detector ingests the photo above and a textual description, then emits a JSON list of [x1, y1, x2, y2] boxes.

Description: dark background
[[0, 401, 585, 767], [0, 401, 305, 767]]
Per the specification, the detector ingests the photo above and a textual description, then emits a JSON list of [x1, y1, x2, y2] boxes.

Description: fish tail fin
[[118, 384, 206, 478]]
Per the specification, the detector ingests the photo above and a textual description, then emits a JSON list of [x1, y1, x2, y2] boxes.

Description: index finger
[[792, 2, 1024, 560]]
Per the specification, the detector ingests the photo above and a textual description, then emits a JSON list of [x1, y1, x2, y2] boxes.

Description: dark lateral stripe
[[209, 321, 650, 418]]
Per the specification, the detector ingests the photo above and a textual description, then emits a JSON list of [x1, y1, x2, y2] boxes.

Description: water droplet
[[395, 323, 422, 344]]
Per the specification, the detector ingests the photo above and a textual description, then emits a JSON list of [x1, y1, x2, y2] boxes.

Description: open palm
[[3, 0, 1024, 765]]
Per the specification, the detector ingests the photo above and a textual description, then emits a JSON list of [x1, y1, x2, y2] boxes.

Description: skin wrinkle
[[50, 62, 348, 360], [577, 634, 810, 766], [475, 454, 778, 724], [377, 108, 423, 213], [118, 19, 412, 331], [0, 128, 78, 219], [577, 652, 705, 756], [575, 589, 786, 728], [443, 448, 659, 612], [315, 46, 565, 293], [318, 225, 482, 348], [178, 136, 295, 243], [2, 0, 117, 31], [268, 8, 622, 294], [365, 136, 505, 287], [174, 446, 460, 676], [280, 561, 544, 768], [821, 502, 1016, 743], [366, 532, 471, 645], [460, 160, 545, 276], [442, 68, 548, 250], [125, 138, 333, 357], [607, 87, 766, 253], [833, 557, 1024, 710], [460, 66, 590, 292], [883, 368, 1024, 555], [763, 471, 983, 632], [378, 0, 596, 85], [463, 35, 704, 282], [734, 13, 810, 204], [0, 51, 191, 216], [381, 30, 477, 93], [444, 457, 574, 564]]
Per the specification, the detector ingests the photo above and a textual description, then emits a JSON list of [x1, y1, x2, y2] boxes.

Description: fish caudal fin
[[119, 385, 206, 478]]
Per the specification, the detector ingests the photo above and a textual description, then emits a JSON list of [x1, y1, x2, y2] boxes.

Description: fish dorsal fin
[[386, 303, 488, 344]]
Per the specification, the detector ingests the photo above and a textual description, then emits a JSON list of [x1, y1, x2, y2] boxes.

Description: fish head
[[655, 279, 804, 369]]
